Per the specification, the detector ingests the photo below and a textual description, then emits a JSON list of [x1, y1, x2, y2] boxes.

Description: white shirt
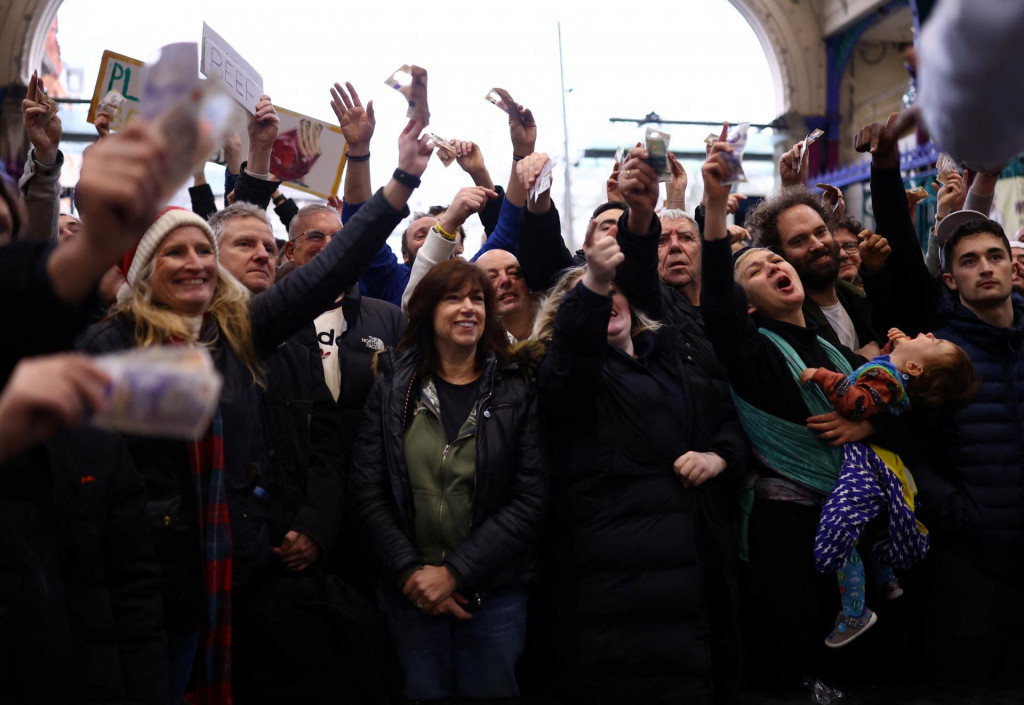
[[314, 301, 347, 401], [819, 301, 859, 351]]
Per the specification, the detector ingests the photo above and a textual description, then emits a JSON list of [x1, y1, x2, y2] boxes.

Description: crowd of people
[[2, 21, 1024, 705]]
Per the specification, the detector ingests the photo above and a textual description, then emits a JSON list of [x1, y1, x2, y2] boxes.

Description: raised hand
[[515, 152, 551, 192], [934, 171, 966, 219], [76, 119, 168, 257], [726, 192, 748, 215], [664, 152, 688, 209], [702, 140, 734, 208], [330, 81, 375, 156], [779, 141, 808, 189], [0, 354, 111, 463], [853, 110, 917, 169], [247, 94, 279, 175], [619, 146, 659, 232], [453, 140, 485, 174], [23, 70, 61, 164], [396, 117, 433, 178], [508, 103, 537, 157], [582, 221, 624, 293], [438, 186, 499, 234], [858, 231, 891, 272], [606, 159, 624, 202]]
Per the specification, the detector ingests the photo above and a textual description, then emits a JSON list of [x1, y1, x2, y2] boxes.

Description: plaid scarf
[[185, 408, 233, 705]]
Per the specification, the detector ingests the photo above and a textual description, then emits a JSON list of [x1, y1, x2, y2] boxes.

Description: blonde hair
[[530, 265, 661, 342], [114, 260, 264, 384]]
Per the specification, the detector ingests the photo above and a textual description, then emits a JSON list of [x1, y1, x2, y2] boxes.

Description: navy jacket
[[915, 293, 1024, 577]]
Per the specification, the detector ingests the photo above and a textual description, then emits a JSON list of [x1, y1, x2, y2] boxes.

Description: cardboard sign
[[87, 50, 147, 129], [238, 106, 347, 199], [200, 22, 263, 114]]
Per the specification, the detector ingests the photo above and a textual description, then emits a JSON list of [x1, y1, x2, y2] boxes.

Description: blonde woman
[[78, 118, 433, 704]]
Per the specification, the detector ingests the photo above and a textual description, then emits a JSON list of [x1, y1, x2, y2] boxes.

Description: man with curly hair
[[746, 188, 882, 355]]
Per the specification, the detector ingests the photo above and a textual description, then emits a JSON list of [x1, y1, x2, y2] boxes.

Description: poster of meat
[[240, 106, 347, 199]]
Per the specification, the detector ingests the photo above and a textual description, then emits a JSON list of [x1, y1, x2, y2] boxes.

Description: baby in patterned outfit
[[800, 328, 979, 647]]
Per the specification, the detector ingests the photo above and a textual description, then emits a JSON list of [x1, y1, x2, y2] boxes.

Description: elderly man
[[283, 202, 405, 409], [209, 202, 349, 702]]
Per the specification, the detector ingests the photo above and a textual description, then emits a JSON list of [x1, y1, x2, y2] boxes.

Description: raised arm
[[537, 222, 623, 415], [232, 95, 281, 209], [331, 81, 375, 207], [401, 186, 497, 312], [18, 71, 63, 242], [613, 145, 663, 319], [251, 116, 433, 355], [855, 112, 940, 335], [515, 154, 571, 292]]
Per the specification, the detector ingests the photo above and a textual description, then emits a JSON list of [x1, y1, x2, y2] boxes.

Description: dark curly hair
[[401, 259, 510, 375], [745, 187, 829, 254], [836, 216, 864, 236]]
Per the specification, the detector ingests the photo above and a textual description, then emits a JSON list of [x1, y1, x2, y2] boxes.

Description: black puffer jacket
[[914, 292, 1024, 578], [537, 282, 748, 705], [77, 188, 408, 603], [348, 344, 550, 597], [0, 431, 167, 705]]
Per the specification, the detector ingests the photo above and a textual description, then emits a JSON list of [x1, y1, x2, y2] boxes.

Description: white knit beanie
[[118, 207, 217, 301]]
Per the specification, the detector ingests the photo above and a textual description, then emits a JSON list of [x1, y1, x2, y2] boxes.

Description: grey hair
[[530, 265, 662, 343], [657, 208, 699, 231], [208, 202, 272, 243], [288, 203, 341, 240]]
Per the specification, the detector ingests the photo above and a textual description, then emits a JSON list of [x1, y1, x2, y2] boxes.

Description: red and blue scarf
[[185, 408, 233, 705]]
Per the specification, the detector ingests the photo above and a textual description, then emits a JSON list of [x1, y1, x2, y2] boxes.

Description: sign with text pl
[[87, 50, 147, 130], [200, 22, 262, 114]]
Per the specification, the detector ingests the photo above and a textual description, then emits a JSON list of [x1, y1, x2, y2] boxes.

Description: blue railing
[[816, 142, 941, 188]]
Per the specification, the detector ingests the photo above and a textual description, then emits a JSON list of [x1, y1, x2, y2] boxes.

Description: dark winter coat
[[77, 188, 408, 604], [914, 293, 1024, 577], [537, 281, 749, 705], [348, 344, 550, 598], [0, 431, 167, 704]]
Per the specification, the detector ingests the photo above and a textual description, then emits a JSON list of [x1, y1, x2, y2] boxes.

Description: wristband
[[433, 222, 457, 241], [934, 213, 945, 223], [273, 195, 286, 206], [347, 151, 370, 162], [513, 154, 526, 162], [392, 168, 421, 189]]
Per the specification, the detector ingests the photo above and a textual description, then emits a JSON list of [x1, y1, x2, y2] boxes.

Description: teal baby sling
[[733, 329, 854, 558]]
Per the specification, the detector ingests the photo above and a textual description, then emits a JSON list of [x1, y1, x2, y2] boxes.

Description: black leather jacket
[[349, 344, 550, 597]]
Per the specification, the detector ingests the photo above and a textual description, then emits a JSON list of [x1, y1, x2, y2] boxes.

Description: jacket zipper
[[439, 443, 451, 560]]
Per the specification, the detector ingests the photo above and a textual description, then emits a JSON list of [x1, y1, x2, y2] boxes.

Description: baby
[[800, 328, 979, 647]]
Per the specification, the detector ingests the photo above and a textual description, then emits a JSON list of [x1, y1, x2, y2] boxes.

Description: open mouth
[[776, 275, 793, 291]]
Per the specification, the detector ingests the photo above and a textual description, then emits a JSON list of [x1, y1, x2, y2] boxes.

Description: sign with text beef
[[200, 22, 262, 114], [87, 50, 147, 130], [238, 106, 348, 198]]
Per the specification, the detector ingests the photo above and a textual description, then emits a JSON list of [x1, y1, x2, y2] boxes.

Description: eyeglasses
[[839, 242, 860, 253], [293, 230, 334, 245]]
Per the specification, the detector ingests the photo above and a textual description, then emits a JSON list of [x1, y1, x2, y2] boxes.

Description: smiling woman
[[350, 258, 549, 702]]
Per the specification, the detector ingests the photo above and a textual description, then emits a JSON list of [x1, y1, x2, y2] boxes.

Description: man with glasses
[[834, 217, 866, 291]]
